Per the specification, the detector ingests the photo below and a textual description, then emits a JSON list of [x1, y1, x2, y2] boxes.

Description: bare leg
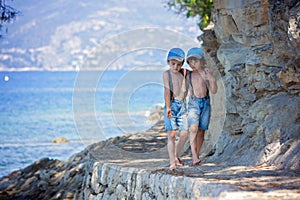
[[196, 129, 205, 159], [175, 130, 188, 166], [167, 130, 177, 169], [189, 124, 201, 164]]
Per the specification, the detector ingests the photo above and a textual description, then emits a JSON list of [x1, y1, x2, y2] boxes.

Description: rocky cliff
[[200, 0, 300, 170]]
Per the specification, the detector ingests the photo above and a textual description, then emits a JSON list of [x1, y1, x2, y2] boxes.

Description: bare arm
[[163, 71, 172, 118], [186, 71, 191, 97], [204, 68, 218, 94], [177, 69, 188, 100]]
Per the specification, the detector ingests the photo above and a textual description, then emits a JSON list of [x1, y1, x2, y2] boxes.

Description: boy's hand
[[203, 68, 213, 80], [166, 108, 172, 118]]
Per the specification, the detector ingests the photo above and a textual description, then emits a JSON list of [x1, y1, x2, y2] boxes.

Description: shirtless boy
[[186, 47, 218, 166], [163, 48, 189, 170]]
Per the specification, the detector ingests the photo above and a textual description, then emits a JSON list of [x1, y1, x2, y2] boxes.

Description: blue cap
[[167, 48, 185, 62], [186, 47, 204, 60]]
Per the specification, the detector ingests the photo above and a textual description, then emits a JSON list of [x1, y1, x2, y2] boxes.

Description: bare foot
[[190, 160, 201, 167], [175, 157, 184, 167], [169, 163, 176, 170]]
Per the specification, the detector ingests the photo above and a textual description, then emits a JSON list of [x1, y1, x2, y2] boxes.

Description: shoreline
[[1, 106, 300, 199], [0, 104, 164, 179]]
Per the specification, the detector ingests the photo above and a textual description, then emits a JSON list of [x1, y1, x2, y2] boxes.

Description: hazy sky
[[0, 0, 202, 71]]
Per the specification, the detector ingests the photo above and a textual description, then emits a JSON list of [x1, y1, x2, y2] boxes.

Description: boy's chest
[[191, 73, 206, 87], [171, 73, 184, 85]]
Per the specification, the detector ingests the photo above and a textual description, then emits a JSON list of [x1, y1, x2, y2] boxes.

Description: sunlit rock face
[[201, 0, 299, 169]]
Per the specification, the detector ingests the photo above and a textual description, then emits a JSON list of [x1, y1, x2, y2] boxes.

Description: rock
[[201, 0, 300, 170], [37, 180, 48, 189], [278, 67, 299, 87], [83, 162, 300, 200], [52, 137, 68, 143]]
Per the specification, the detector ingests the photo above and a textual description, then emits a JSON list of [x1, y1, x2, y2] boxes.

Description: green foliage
[[0, 0, 18, 37], [0, 0, 17, 23], [166, 0, 213, 30]]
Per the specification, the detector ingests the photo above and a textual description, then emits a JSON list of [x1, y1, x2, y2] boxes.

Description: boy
[[186, 47, 218, 166], [163, 48, 189, 170]]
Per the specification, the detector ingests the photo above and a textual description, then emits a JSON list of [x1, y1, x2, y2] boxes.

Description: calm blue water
[[0, 70, 164, 177]]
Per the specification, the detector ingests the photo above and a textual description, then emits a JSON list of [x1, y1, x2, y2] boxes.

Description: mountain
[[0, 0, 201, 71]]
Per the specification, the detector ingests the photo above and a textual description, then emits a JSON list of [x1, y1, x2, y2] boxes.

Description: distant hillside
[[0, 0, 200, 71]]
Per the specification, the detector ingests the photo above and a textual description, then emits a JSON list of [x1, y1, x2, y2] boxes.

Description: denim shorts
[[164, 99, 188, 131], [188, 96, 211, 130]]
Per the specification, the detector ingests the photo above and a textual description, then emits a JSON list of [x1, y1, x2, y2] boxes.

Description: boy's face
[[187, 57, 201, 71], [168, 59, 183, 72]]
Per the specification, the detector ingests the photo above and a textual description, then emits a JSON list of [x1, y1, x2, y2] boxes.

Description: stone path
[[86, 118, 300, 199], [89, 146, 300, 199]]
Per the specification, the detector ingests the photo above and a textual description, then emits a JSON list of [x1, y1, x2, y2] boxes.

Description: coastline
[[0, 106, 300, 199]]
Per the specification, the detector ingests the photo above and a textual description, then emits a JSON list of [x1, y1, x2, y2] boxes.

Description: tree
[[0, 0, 19, 37], [165, 0, 213, 30]]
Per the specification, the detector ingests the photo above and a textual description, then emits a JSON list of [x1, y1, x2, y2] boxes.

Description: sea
[[0, 70, 164, 178]]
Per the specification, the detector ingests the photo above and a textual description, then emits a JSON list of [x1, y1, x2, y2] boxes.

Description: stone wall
[[81, 162, 241, 199], [200, 0, 300, 169]]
